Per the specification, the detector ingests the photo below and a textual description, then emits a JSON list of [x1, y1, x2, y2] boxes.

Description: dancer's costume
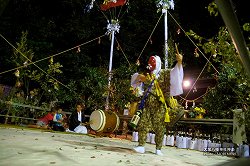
[[132, 55, 183, 154]]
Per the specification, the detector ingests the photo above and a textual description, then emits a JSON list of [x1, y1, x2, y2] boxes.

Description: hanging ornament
[[15, 81, 22, 87], [77, 46, 81, 53], [150, 38, 153, 44], [193, 86, 197, 93], [85, 0, 95, 13], [14, 69, 20, 77], [106, 19, 120, 36], [177, 28, 181, 35], [49, 57, 54, 64], [194, 48, 199, 57], [212, 50, 217, 58], [98, 37, 101, 44], [136, 59, 140, 66], [192, 101, 195, 108], [185, 101, 188, 109], [156, 0, 175, 13], [23, 61, 28, 68]]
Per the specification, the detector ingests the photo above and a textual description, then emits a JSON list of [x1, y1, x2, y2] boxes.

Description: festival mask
[[147, 56, 156, 71]]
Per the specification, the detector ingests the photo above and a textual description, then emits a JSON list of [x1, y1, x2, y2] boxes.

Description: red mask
[[148, 56, 156, 71]]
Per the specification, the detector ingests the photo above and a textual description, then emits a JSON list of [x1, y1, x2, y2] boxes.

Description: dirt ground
[[0, 125, 236, 166]]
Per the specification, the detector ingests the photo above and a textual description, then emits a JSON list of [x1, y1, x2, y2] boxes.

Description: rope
[[94, 1, 110, 21], [179, 87, 210, 103], [168, 11, 247, 108], [0, 33, 110, 102], [181, 55, 213, 104], [115, 37, 131, 67], [0, 34, 106, 76], [167, 11, 220, 74], [0, 34, 71, 90], [137, 13, 163, 61]]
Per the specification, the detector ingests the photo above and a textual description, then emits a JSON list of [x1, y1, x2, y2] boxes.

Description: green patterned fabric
[[137, 69, 170, 150]]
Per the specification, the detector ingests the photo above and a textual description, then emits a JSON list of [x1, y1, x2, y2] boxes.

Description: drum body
[[90, 110, 120, 133]]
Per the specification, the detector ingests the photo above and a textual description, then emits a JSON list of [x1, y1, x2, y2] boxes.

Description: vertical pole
[[164, 11, 168, 69], [215, 0, 250, 78], [157, 0, 174, 69], [105, 30, 115, 111]]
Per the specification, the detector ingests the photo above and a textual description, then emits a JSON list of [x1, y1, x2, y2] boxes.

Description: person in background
[[31, 108, 56, 129], [68, 102, 88, 134], [51, 106, 66, 132]]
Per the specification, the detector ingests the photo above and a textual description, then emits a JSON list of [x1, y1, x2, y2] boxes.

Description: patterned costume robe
[[137, 63, 183, 150]]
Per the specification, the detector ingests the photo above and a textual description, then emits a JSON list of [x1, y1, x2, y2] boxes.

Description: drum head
[[90, 110, 106, 132], [114, 113, 120, 132]]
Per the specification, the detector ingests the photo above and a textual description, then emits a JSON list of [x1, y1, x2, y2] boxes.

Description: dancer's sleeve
[[170, 64, 184, 96]]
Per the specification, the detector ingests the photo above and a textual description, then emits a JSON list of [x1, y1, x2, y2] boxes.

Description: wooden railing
[[178, 118, 233, 125]]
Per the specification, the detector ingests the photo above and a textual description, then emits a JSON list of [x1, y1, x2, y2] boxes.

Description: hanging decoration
[[49, 57, 53, 64], [98, 37, 101, 44], [194, 48, 199, 57], [185, 100, 188, 109], [192, 100, 195, 108], [77, 46, 81, 53], [150, 38, 153, 44], [14, 69, 20, 77], [84, 0, 129, 110], [23, 61, 28, 68], [100, 0, 127, 11], [106, 19, 120, 35], [177, 27, 181, 35], [212, 49, 217, 58], [156, 0, 175, 13], [85, 0, 95, 12], [136, 59, 140, 66], [192, 86, 197, 93]]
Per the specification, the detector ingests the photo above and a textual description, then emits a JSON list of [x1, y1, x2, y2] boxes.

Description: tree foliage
[[187, 3, 250, 138]]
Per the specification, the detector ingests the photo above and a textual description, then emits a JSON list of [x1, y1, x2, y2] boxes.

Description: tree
[[187, 2, 250, 139]]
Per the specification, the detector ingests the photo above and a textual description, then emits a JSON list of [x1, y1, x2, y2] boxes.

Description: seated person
[[68, 102, 88, 134], [29, 109, 56, 129], [50, 106, 66, 132]]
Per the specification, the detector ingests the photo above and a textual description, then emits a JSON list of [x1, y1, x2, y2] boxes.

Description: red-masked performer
[[132, 53, 183, 155]]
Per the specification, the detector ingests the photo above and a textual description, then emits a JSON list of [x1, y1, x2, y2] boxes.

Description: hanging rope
[[0, 34, 106, 76], [181, 54, 213, 105], [167, 11, 219, 74], [179, 87, 210, 104], [168, 11, 247, 107], [115, 37, 131, 67], [137, 13, 163, 61], [0, 34, 71, 90]]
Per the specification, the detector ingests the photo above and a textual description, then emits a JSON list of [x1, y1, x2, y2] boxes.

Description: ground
[[0, 125, 235, 166]]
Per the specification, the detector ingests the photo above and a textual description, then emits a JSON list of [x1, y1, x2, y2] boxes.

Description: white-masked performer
[[132, 53, 183, 155]]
